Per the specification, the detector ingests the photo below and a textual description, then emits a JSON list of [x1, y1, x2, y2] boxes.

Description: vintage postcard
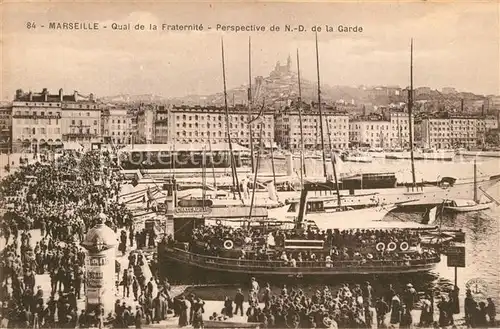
[[0, 1, 499, 329]]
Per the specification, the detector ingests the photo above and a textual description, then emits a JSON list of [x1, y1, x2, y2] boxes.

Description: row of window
[[175, 131, 273, 137], [176, 114, 273, 122]]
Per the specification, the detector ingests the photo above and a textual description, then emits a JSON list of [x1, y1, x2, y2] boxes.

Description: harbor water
[[171, 156, 500, 307]]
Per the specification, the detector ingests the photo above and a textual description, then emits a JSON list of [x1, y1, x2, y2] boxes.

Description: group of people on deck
[[186, 224, 438, 268]]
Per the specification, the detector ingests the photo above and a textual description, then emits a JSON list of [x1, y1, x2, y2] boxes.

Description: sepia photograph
[[0, 1, 499, 328]]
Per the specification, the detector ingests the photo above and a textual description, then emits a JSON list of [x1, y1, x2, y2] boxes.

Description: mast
[[473, 159, 478, 203], [296, 49, 306, 185], [315, 32, 327, 179], [221, 38, 242, 201], [202, 146, 206, 208], [408, 38, 417, 187], [248, 37, 255, 173], [249, 124, 264, 221], [270, 133, 277, 188], [208, 138, 217, 190]]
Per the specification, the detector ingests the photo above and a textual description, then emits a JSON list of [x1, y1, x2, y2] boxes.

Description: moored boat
[[444, 199, 494, 213], [341, 151, 372, 163]]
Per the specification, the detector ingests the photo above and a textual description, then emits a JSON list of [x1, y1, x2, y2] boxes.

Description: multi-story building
[[275, 102, 349, 149], [154, 105, 170, 143], [349, 116, 390, 148], [101, 107, 132, 145], [389, 111, 414, 148], [0, 104, 12, 153], [12, 88, 100, 152], [137, 104, 155, 144], [61, 91, 101, 145], [421, 118, 451, 149], [476, 115, 498, 146], [449, 115, 477, 148], [169, 105, 274, 147], [421, 114, 478, 149], [12, 89, 64, 152]]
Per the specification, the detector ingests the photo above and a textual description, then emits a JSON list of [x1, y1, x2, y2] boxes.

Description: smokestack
[[42, 88, 48, 102], [74, 90, 78, 101], [28, 92, 33, 102], [362, 105, 366, 117], [89, 93, 94, 102], [59, 88, 63, 102], [481, 104, 484, 117], [461, 99, 464, 113]]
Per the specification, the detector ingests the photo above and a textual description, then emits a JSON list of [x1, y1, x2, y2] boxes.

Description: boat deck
[[162, 247, 440, 275]]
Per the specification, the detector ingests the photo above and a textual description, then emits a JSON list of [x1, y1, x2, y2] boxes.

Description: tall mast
[[248, 37, 255, 173], [473, 159, 478, 203], [221, 38, 242, 201], [296, 49, 306, 185], [208, 137, 217, 190], [408, 38, 416, 187], [315, 32, 327, 179]]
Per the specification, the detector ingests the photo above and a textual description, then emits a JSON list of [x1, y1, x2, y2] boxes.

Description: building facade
[[0, 105, 12, 153], [12, 89, 64, 152], [11, 89, 100, 152], [349, 119, 390, 148], [390, 111, 415, 148], [275, 105, 349, 150], [168, 105, 274, 147], [101, 107, 133, 145], [136, 105, 155, 144], [61, 92, 101, 145], [154, 105, 170, 144]]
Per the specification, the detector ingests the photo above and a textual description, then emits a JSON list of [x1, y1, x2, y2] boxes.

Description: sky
[[1, 2, 499, 100]]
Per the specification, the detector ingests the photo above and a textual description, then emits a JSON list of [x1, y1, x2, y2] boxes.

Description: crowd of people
[[0, 150, 137, 328], [185, 224, 438, 268]]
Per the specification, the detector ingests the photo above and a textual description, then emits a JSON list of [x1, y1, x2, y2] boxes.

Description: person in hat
[[178, 296, 189, 327], [192, 298, 205, 329], [135, 305, 143, 329], [403, 283, 417, 311], [234, 288, 245, 316]]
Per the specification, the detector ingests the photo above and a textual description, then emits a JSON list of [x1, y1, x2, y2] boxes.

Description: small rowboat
[[445, 199, 494, 213]]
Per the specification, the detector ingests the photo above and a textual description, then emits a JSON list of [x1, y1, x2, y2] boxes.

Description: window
[[72, 120, 75, 125], [94, 120, 97, 125]]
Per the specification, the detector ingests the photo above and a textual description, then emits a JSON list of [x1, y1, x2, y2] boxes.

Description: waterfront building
[[60, 92, 101, 146], [421, 118, 452, 149], [12, 89, 100, 152], [136, 104, 155, 144], [0, 104, 12, 153], [349, 115, 390, 148], [275, 102, 349, 150], [101, 107, 133, 145], [389, 111, 414, 148], [154, 105, 170, 144], [168, 105, 274, 147]]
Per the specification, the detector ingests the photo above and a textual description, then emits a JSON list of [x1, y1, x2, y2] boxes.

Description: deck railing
[[166, 247, 440, 273]]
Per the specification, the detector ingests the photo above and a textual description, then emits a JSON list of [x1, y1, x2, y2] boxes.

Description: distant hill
[[99, 93, 167, 104]]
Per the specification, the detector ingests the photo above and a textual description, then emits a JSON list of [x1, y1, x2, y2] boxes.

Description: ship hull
[[160, 248, 439, 276]]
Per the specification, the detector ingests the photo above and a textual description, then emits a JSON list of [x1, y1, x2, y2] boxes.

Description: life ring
[[223, 240, 234, 250], [387, 242, 397, 251], [376, 242, 385, 251], [400, 241, 409, 251], [216, 219, 222, 226]]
